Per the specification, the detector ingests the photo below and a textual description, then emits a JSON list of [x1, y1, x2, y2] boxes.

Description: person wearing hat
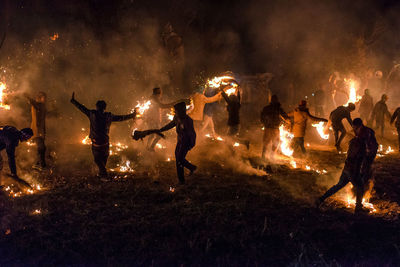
[[133, 102, 197, 184], [0, 126, 33, 179], [24, 91, 47, 170], [71, 92, 137, 180], [370, 94, 391, 137], [358, 89, 374, 124], [329, 103, 356, 152], [288, 100, 327, 155], [260, 95, 289, 160]]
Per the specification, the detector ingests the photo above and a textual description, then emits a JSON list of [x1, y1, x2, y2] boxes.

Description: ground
[[0, 133, 400, 266]]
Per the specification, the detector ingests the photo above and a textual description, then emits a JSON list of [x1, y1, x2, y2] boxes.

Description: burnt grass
[[1, 146, 400, 266]]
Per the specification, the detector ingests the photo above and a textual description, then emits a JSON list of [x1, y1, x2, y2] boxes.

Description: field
[[0, 133, 400, 266]]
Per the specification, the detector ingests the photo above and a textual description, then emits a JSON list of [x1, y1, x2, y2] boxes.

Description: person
[[287, 100, 327, 155], [358, 89, 374, 123], [71, 92, 136, 179], [24, 91, 47, 170], [0, 126, 33, 186], [146, 87, 185, 151], [133, 102, 196, 184], [220, 87, 250, 149], [390, 106, 400, 150], [260, 95, 289, 159], [316, 134, 368, 214], [201, 86, 219, 137], [370, 94, 391, 137], [329, 103, 356, 152], [352, 118, 378, 185], [190, 89, 221, 127]]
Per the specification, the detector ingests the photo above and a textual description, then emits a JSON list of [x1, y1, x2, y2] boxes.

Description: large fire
[[279, 124, 294, 157], [344, 79, 361, 106], [0, 82, 11, 110], [312, 121, 329, 140]]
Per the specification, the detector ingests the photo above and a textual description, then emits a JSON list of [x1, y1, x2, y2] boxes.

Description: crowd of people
[[0, 76, 399, 214]]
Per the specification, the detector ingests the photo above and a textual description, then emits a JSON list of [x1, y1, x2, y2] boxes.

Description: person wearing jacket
[[146, 87, 186, 151], [134, 102, 196, 184], [329, 103, 356, 152], [358, 89, 373, 123], [260, 95, 289, 159], [390, 106, 400, 150], [71, 92, 136, 179], [316, 135, 368, 214], [220, 87, 250, 149], [352, 118, 378, 186], [24, 91, 47, 170], [370, 94, 391, 137], [288, 100, 327, 155], [190, 90, 221, 124]]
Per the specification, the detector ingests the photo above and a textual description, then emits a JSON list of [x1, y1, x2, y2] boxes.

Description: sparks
[[134, 100, 151, 117]]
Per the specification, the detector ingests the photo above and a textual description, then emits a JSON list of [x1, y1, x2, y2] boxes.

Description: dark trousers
[[34, 137, 46, 167], [375, 121, 385, 137], [175, 142, 195, 184], [292, 137, 306, 154], [333, 123, 346, 148], [91, 144, 109, 176], [320, 169, 364, 209]]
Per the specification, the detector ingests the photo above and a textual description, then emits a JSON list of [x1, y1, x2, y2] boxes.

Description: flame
[[386, 146, 394, 154], [82, 135, 91, 145], [290, 160, 297, 168], [279, 124, 294, 157], [207, 75, 235, 88], [344, 79, 362, 106], [155, 143, 166, 149], [118, 160, 134, 173], [225, 87, 237, 96], [32, 209, 42, 215], [0, 82, 10, 110], [233, 142, 240, 147], [216, 136, 224, 141], [344, 184, 376, 213], [312, 121, 329, 140], [50, 33, 59, 41], [135, 100, 152, 117], [346, 197, 376, 213], [305, 165, 311, 170]]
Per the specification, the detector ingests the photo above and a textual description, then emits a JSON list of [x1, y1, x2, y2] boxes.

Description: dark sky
[[1, 0, 400, 84]]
